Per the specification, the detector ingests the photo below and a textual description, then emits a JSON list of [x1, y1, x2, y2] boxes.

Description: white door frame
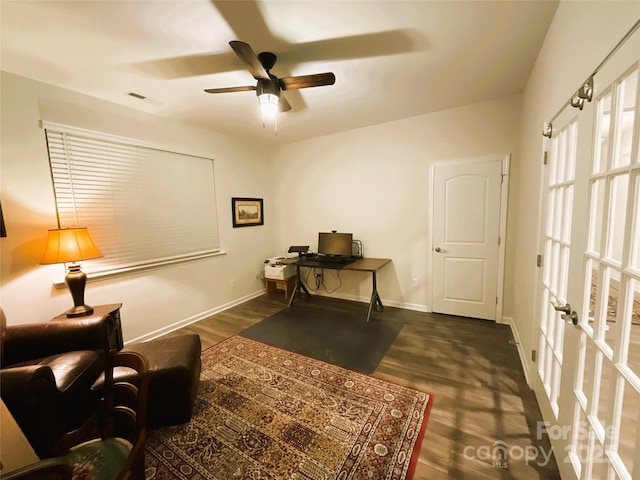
[[427, 153, 511, 322]]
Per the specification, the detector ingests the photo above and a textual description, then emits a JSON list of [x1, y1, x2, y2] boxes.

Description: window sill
[[53, 250, 227, 289]]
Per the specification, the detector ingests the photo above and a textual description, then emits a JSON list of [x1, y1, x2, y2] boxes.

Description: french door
[[534, 27, 640, 480]]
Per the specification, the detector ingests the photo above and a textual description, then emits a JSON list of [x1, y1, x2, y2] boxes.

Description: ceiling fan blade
[[279, 95, 292, 112], [229, 40, 270, 80], [204, 85, 256, 94], [279, 72, 336, 90]]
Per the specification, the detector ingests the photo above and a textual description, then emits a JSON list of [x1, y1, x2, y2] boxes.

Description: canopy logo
[[463, 421, 616, 469], [462, 440, 554, 468]]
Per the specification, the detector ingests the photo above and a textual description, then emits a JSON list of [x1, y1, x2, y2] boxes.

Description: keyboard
[[295, 256, 355, 269], [312, 255, 353, 264]]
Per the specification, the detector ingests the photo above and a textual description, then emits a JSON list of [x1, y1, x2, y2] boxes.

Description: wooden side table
[[53, 303, 123, 350], [264, 276, 296, 299]]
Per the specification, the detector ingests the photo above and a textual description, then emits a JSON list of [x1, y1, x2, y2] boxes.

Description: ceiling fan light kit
[[205, 41, 336, 131], [257, 78, 280, 118], [259, 93, 279, 117]]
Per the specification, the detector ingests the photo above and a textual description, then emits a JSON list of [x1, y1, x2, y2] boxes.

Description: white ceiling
[[0, 0, 558, 145]]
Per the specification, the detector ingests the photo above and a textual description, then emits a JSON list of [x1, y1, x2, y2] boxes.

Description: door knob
[[553, 303, 578, 325], [562, 311, 579, 325], [435, 247, 442, 252], [553, 303, 571, 314]]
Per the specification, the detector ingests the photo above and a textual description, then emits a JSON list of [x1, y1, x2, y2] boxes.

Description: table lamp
[[41, 227, 103, 317]]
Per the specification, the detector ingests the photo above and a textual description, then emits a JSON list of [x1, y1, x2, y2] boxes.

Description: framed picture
[[0, 201, 6, 237], [232, 197, 264, 227]]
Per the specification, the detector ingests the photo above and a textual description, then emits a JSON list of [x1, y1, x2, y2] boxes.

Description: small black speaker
[[352, 240, 363, 258]]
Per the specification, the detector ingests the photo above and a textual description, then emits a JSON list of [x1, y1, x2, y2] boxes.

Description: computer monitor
[[318, 232, 353, 257]]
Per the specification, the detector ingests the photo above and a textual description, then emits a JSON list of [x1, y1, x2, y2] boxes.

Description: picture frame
[[232, 197, 264, 227], [0, 201, 6, 237]]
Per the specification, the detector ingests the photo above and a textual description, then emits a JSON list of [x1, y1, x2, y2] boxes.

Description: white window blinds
[[44, 123, 220, 275]]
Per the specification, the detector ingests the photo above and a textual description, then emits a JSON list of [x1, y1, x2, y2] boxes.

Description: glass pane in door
[[587, 261, 598, 332], [599, 267, 618, 353], [630, 173, 640, 269], [595, 357, 614, 431], [588, 179, 605, 254], [618, 382, 639, 476], [580, 332, 598, 407], [612, 69, 637, 168], [563, 185, 574, 242], [628, 278, 640, 360], [605, 173, 629, 265], [593, 90, 612, 174]]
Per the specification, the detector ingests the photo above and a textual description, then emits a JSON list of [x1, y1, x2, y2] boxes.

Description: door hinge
[[536, 254, 542, 267], [532, 350, 537, 362], [543, 151, 548, 165], [496, 296, 499, 305], [498, 237, 501, 246]]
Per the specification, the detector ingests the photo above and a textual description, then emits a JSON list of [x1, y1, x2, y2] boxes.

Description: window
[[44, 122, 221, 277]]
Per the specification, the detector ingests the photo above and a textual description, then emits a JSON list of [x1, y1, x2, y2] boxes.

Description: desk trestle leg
[[366, 271, 384, 323], [288, 266, 311, 307]]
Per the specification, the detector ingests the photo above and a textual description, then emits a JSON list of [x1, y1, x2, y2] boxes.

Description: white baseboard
[[503, 315, 532, 386], [126, 289, 265, 344], [128, 289, 427, 345], [312, 291, 430, 313], [385, 299, 430, 313]]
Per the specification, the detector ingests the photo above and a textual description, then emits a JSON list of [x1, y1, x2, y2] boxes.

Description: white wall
[[270, 94, 522, 314], [511, 1, 640, 381], [0, 72, 523, 340], [0, 71, 277, 341]]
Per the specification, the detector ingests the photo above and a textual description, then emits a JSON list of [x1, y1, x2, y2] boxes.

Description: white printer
[[263, 256, 296, 280]]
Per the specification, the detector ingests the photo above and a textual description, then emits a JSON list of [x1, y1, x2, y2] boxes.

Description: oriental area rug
[[145, 336, 433, 480]]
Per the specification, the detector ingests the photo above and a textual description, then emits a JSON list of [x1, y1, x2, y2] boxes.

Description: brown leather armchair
[[0, 308, 117, 458]]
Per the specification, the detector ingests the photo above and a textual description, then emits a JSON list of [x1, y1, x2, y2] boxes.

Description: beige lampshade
[[41, 227, 103, 264]]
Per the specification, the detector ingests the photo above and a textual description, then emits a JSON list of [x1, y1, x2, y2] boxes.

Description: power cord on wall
[[302, 268, 319, 292], [302, 268, 342, 293]]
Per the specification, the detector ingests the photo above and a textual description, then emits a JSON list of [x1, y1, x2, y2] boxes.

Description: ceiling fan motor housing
[[257, 51, 277, 71], [256, 76, 280, 98]]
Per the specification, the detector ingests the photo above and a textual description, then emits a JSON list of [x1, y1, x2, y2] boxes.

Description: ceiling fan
[[204, 41, 336, 116]]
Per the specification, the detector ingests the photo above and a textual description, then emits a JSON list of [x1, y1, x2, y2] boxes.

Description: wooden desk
[[287, 257, 391, 323]]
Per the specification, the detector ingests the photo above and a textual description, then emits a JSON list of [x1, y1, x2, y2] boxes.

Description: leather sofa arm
[[0, 364, 57, 392], [2, 315, 116, 366], [0, 366, 66, 458]]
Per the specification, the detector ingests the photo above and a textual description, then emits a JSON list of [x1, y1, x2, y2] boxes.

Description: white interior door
[[534, 26, 640, 480], [431, 157, 505, 320]]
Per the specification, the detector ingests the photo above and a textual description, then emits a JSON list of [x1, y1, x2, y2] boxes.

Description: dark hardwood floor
[[165, 293, 560, 479]]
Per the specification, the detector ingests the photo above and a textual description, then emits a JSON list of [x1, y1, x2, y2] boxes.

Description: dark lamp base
[[65, 263, 93, 317], [65, 304, 94, 317]]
